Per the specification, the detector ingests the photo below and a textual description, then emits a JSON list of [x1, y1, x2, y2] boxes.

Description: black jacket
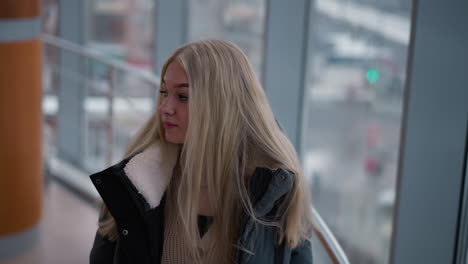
[[89, 158, 313, 264]]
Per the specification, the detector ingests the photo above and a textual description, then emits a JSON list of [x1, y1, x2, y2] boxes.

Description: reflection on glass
[[303, 0, 412, 263], [188, 0, 266, 77]]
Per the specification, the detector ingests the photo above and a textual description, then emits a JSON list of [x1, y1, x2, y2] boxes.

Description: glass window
[[42, 0, 60, 165], [187, 0, 266, 78], [302, 0, 413, 263], [89, 0, 155, 71], [42, 0, 59, 95], [84, 0, 157, 171], [42, 0, 59, 36]]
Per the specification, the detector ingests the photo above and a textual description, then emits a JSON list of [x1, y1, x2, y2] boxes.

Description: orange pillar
[[0, 0, 42, 258]]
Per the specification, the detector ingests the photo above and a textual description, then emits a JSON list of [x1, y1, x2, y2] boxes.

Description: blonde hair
[[98, 40, 313, 262]]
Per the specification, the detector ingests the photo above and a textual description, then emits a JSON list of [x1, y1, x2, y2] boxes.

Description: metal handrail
[[43, 34, 349, 264], [42, 34, 161, 85], [312, 207, 350, 264]]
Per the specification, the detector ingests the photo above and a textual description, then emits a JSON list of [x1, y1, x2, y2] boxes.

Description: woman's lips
[[163, 122, 177, 129]]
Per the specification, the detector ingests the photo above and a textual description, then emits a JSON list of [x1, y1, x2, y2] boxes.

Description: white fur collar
[[123, 142, 179, 208]]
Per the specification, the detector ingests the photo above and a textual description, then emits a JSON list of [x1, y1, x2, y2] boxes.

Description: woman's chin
[[165, 134, 185, 144]]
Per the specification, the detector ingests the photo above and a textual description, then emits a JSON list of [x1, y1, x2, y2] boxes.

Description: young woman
[[89, 40, 314, 264]]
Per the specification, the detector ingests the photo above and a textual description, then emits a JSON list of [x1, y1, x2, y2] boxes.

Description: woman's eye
[[159, 90, 168, 97], [178, 94, 188, 101]]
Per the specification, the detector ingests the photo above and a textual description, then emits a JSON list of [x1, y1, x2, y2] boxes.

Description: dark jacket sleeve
[[90, 230, 117, 264], [290, 239, 313, 264]]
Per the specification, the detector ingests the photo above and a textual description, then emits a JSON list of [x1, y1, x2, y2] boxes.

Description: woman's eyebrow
[[174, 83, 189, 88], [161, 80, 189, 88]]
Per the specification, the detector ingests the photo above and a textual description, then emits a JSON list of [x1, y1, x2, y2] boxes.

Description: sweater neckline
[[197, 214, 213, 238]]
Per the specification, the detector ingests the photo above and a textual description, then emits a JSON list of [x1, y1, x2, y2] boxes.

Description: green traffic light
[[366, 69, 379, 84]]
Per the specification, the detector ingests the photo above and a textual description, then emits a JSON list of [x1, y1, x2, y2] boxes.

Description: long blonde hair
[[98, 40, 313, 262]]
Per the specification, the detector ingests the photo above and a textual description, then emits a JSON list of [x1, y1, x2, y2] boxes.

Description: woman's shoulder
[[247, 166, 295, 216], [249, 166, 295, 191]]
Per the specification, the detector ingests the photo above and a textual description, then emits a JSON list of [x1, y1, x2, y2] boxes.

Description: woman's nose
[[159, 99, 175, 115]]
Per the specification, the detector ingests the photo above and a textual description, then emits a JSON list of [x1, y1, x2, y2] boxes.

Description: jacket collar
[[248, 167, 295, 217], [123, 143, 179, 209], [123, 145, 295, 214]]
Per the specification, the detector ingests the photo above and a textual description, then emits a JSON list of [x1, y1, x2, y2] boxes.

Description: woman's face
[[159, 61, 189, 144]]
